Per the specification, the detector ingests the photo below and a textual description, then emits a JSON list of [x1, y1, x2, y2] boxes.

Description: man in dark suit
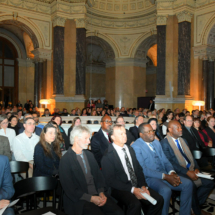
[[0, 155, 15, 215], [101, 124, 163, 215], [161, 120, 214, 215], [91, 115, 113, 167], [129, 116, 144, 140], [182, 115, 206, 151], [116, 116, 135, 146], [59, 126, 123, 215], [148, 99, 155, 111], [42, 108, 51, 117]]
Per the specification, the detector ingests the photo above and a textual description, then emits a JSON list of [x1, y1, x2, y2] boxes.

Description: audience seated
[[32, 113, 44, 129], [129, 116, 144, 140], [148, 118, 163, 141], [91, 115, 112, 167], [161, 120, 214, 215], [59, 125, 124, 215], [115, 116, 135, 146], [33, 122, 61, 177], [42, 108, 51, 117], [12, 117, 40, 177], [132, 123, 192, 215], [101, 124, 164, 215], [0, 115, 16, 149], [203, 116, 215, 147], [68, 117, 81, 144], [162, 111, 173, 136], [0, 134, 11, 161], [7, 115, 19, 135], [0, 155, 15, 215]]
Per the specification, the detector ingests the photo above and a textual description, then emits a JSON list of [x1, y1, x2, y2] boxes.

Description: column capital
[[31, 48, 52, 62], [208, 56, 215, 61], [176, 10, 193, 23], [156, 15, 168, 26], [75, 18, 86, 28], [52, 16, 66, 27], [16, 58, 34, 67]]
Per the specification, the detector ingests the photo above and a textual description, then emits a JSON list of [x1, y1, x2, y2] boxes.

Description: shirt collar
[[113, 142, 126, 151]]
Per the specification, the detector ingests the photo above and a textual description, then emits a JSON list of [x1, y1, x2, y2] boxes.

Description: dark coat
[[59, 148, 106, 215], [91, 128, 110, 167], [59, 126, 70, 150], [204, 127, 215, 147], [125, 129, 135, 146], [129, 126, 139, 140], [101, 143, 147, 192]]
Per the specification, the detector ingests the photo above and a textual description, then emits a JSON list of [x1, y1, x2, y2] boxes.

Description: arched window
[[0, 37, 18, 107]]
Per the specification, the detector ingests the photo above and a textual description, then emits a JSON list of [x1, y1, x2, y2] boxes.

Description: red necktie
[[107, 133, 111, 143]]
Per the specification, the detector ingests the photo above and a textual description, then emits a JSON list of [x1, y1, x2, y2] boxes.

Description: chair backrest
[[10, 161, 29, 174], [93, 120, 99, 124], [87, 120, 92, 124], [192, 150, 202, 159], [14, 176, 58, 198], [203, 148, 215, 156]]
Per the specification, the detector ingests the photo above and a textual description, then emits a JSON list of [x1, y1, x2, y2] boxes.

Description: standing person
[[59, 126, 124, 215], [101, 124, 164, 215], [148, 99, 155, 111]]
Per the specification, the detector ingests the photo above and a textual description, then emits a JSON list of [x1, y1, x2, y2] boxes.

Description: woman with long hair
[[162, 111, 173, 136], [51, 115, 70, 150], [68, 117, 81, 144], [203, 116, 215, 147], [148, 118, 164, 141], [33, 122, 61, 177]]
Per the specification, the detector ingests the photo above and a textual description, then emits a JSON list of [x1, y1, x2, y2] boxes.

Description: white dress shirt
[[113, 143, 135, 193], [102, 129, 109, 141], [145, 141, 175, 178], [162, 120, 170, 135], [0, 128, 16, 150], [12, 132, 39, 162], [171, 137, 188, 165]]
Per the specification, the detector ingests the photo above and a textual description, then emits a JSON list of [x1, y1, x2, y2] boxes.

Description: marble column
[[76, 28, 86, 95], [202, 59, 208, 108], [178, 21, 191, 95], [53, 26, 64, 95], [207, 59, 214, 109], [156, 25, 166, 95], [34, 62, 39, 107]]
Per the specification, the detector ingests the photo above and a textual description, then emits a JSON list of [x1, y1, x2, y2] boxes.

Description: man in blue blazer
[[161, 120, 214, 215], [0, 155, 15, 215], [132, 123, 193, 215]]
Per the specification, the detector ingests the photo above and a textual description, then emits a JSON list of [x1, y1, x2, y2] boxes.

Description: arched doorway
[[0, 37, 18, 107]]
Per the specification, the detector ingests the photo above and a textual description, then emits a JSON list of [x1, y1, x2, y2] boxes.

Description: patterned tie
[[149, 143, 156, 153], [175, 139, 191, 169], [106, 133, 111, 143], [80, 154, 87, 174], [122, 148, 137, 187]]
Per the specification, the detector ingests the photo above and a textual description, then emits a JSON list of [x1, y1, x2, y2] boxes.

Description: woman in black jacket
[[148, 118, 164, 141], [33, 122, 61, 177]]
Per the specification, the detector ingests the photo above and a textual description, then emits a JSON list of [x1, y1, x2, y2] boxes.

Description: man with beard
[[32, 112, 44, 129], [91, 115, 113, 167]]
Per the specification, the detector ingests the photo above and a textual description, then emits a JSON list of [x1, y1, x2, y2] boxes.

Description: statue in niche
[[23, 32, 34, 59]]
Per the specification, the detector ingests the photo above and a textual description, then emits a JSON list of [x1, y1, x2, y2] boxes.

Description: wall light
[[192, 101, 205, 110], [39, 99, 50, 108]]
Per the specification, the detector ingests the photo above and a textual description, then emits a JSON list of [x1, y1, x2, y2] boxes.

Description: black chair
[[10, 161, 29, 181], [13, 176, 58, 212], [93, 120, 99, 124], [87, 120, 92, 124], [192, 150, 203, 160], [202, 148, 215, 171]]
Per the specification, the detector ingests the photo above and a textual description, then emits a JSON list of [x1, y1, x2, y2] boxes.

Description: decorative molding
[[154, 97, 193, 104], [156, 15, 168, 25], [31, 48, 53, 61], [75, 18, 86, 28], [193, 45, 215, 60], [106, 58, 148, 68], [54, 95, 86, 103], [176, 10, 193, 23], [52, 16, 66, 27], [16, 58, 34, 67]]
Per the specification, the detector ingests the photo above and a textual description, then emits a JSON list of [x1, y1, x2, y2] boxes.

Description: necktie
[[149, 143, 156, 153], [106, 133, 111, 143], [80, 154, 87, 174], [175, 139, 191, 169], [122, 148, 137, 187]]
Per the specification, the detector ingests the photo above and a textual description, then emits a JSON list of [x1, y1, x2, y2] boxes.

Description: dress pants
[[3, 208, 15, 215], [111, 188, 164, 215], [179, 174, 215, 215], [82, 196, 124, 215], [147, 176, 193, 215]]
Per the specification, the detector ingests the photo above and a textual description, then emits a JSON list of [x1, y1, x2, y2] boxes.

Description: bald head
[[168, 120, 182, 139]]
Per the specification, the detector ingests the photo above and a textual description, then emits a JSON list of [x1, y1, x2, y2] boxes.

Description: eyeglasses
[[144, 130, 155, 134], [101, 120, 113, 124]]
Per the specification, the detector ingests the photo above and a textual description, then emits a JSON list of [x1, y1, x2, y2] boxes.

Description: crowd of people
[[0, 98, 215, 215]]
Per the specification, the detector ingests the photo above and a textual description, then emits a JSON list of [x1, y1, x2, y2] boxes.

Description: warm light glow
[[39, 99, 50, 105], [192, 101, 205, 106], [147, 44, 157, 66]]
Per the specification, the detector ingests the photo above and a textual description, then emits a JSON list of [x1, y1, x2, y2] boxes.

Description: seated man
[[101, 124, 164, 215], [91, 115, 113, 167], [0, 155, 15, 215], [59, 125, 123, 215], [132, 123, 193, 215], [161, 120, 214, 215], [32, 113, 44, 130], [129, 116, 144, 140], [12, 117, 40, 177]]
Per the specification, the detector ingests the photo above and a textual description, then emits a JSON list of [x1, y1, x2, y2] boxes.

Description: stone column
[[207, 58, 214, 109], [176, 11, 193, 95], [156, 16, 167, 95], [76, 28, 86, 95], [202, 58, 208, 108], [52, 16, 66, 95]]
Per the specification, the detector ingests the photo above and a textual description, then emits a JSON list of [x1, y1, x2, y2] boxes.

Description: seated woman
[[68, 117, 81, 144], [0, 115, 16, 149], [33, 122, 61, 177], [81, 108, 87, 116], [51, 116, 70, 150], [7, 115, 19, 135], [203, 116, 215, 147], [148, 118, 164, 141], [162, 111, 173, 136], [193, 118, 213, 147]]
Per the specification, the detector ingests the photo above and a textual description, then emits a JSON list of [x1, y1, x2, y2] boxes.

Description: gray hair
[[108, 124, 124, 142], [23, 117, 34, 124], [70, 125, 91, 145], [23, 113, 32, 120], [0, 115, 7, 125]]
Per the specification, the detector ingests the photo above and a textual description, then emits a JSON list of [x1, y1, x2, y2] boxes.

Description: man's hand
[[0, 200, 10, 209], [194, 169, 200, 174], [140, 186, 150, 200], [133, 188, 144, 200], [208, 140, 213, 147], [98, 192, 107, 207], [29, 163, 33, 169], [164, 174, 181, 187], [90, 196, 102, 206], [187, 170, 198, 181]]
